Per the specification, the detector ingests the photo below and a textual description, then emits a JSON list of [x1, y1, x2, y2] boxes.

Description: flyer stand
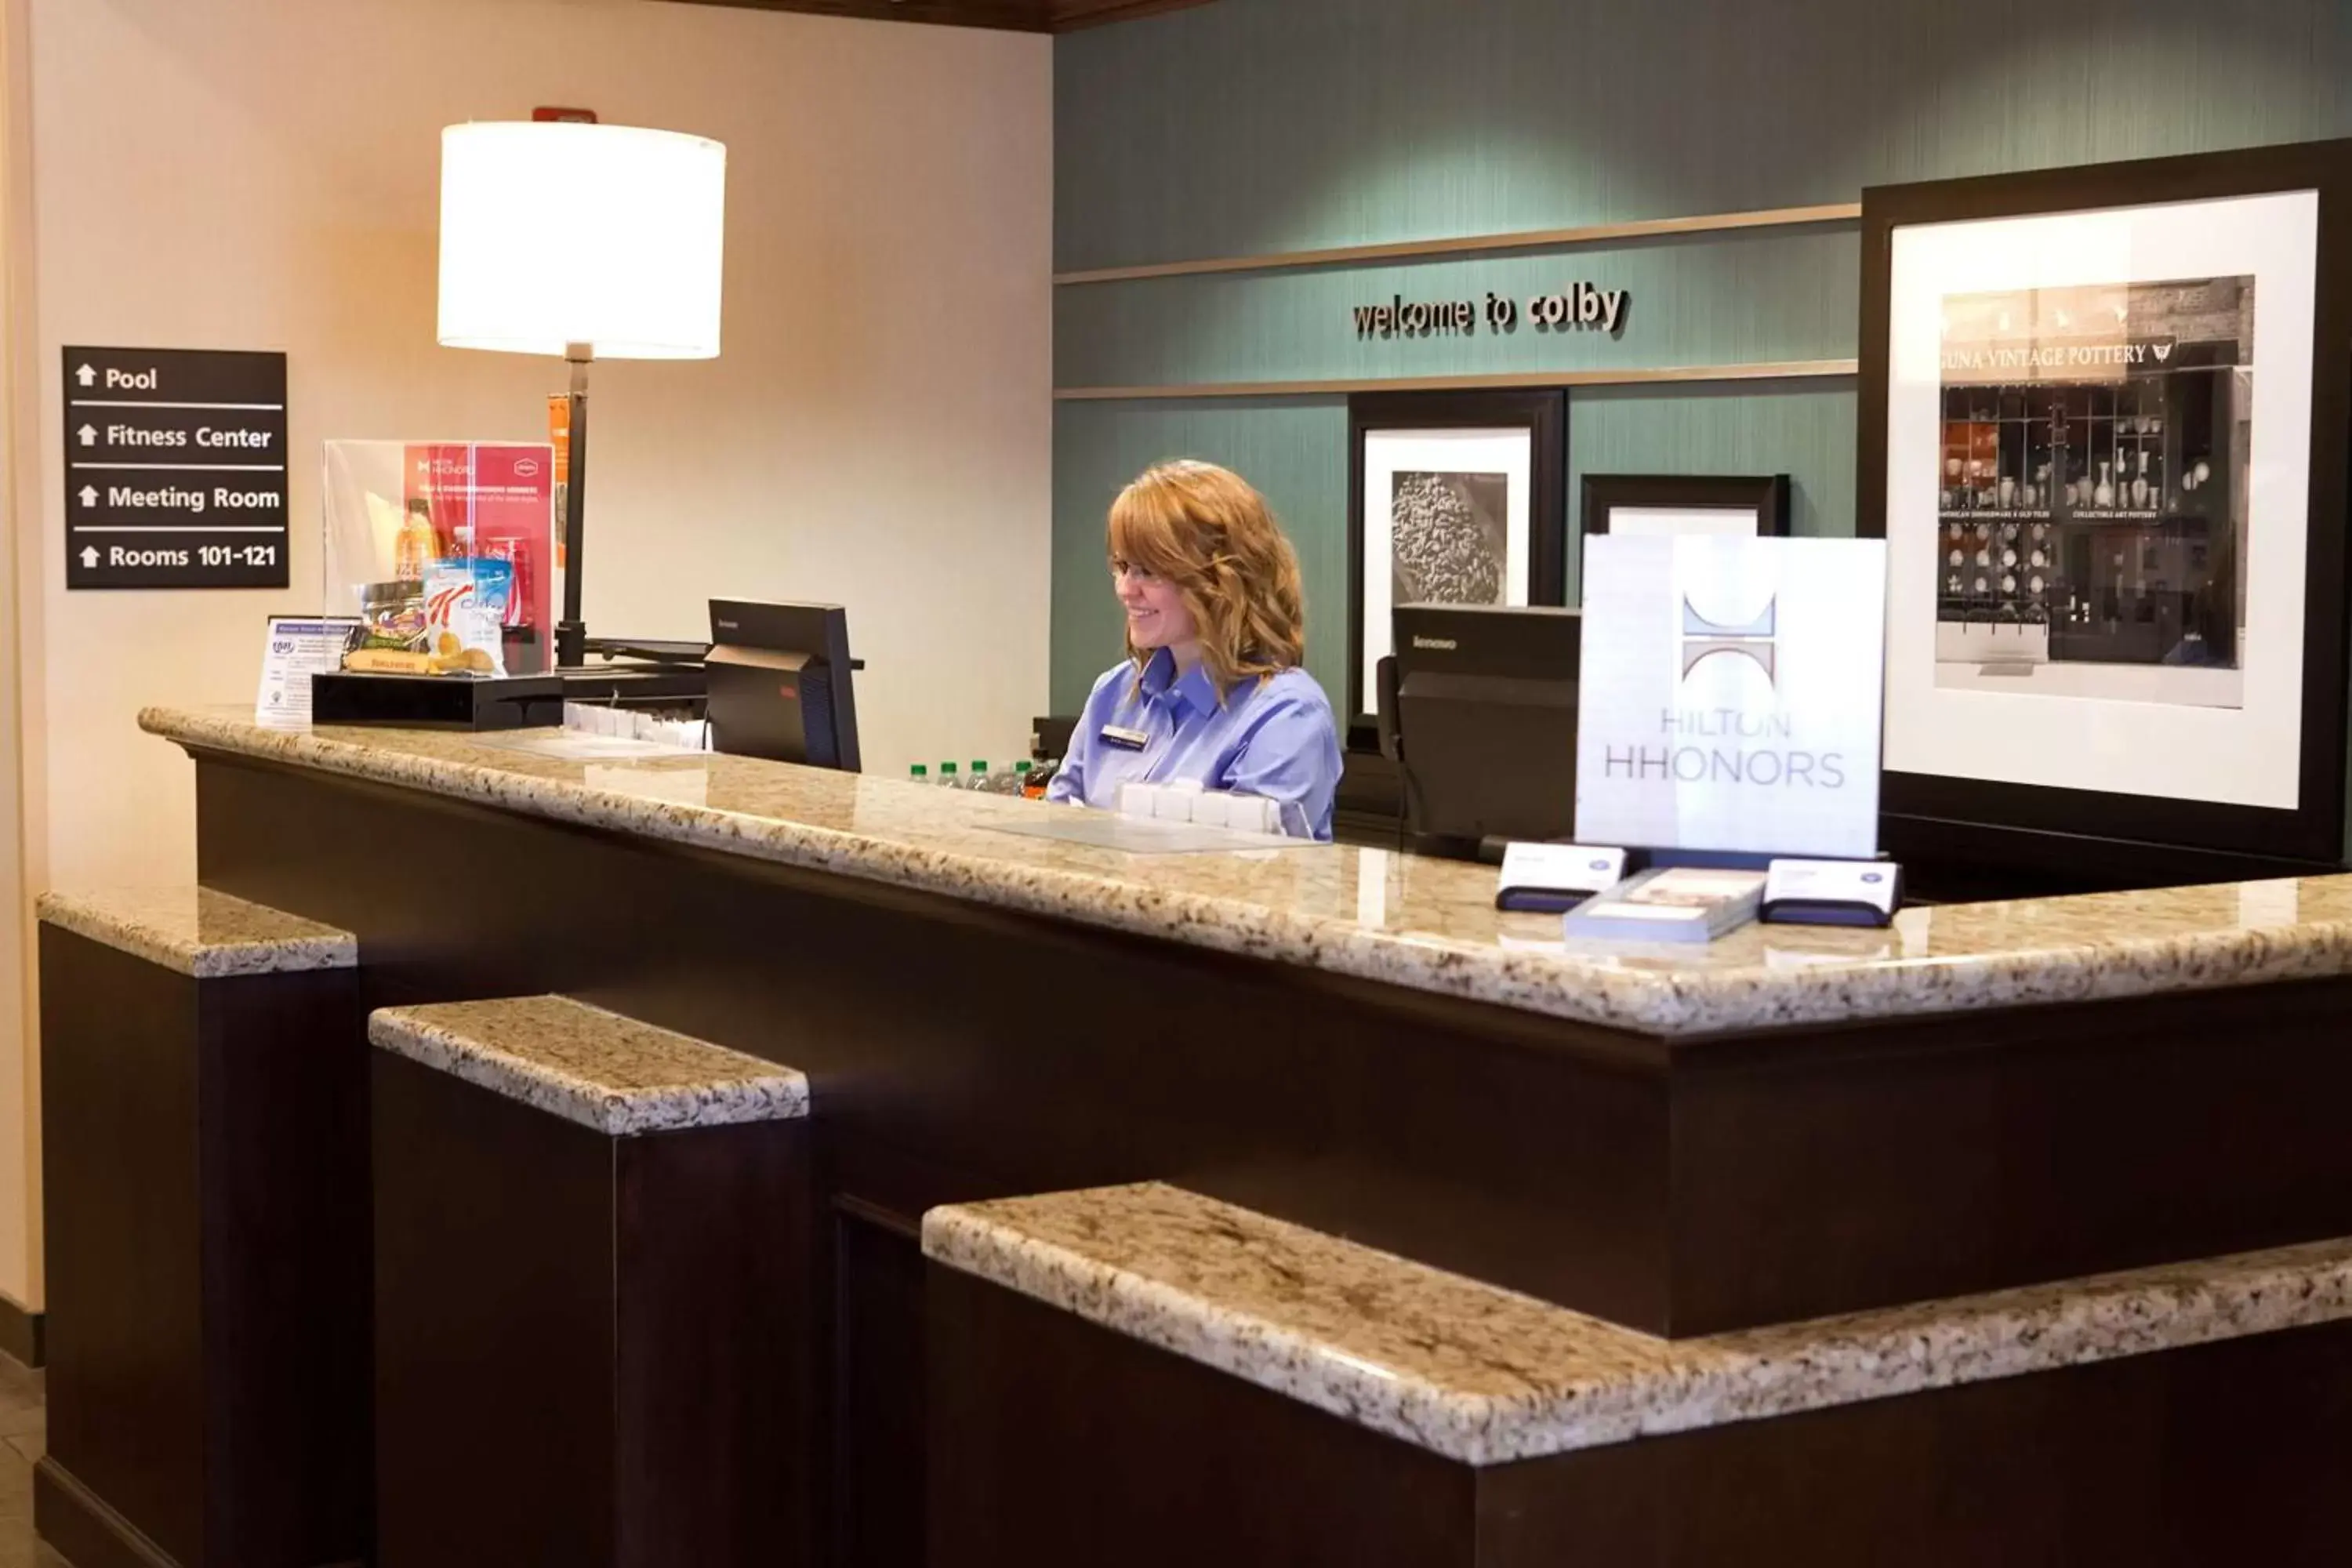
[[321, 440, 556, 674]]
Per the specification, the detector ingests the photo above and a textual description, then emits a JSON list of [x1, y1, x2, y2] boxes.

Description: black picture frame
[[1581, 474, 1791, 537], [1857, 138, 2352, 880], [1345, 388, 1567, 739]]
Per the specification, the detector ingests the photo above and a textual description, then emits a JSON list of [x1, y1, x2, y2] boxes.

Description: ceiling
[[672, 0, 1218, 33]]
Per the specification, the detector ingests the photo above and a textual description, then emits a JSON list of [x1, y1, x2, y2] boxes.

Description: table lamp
[[437, 121, 728, 668]]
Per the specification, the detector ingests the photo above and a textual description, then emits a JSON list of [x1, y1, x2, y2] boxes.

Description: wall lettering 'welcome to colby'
[[1351, 284, 1628, 339]]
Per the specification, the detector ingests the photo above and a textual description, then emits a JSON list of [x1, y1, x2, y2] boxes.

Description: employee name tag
[[1761, 858, 1903, 927], [1495, 842, 1628, 913], [1100, 724, 1150, 751]]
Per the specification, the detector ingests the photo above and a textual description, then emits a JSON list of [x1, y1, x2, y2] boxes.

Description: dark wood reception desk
[[135, 705, 2352, 1564]]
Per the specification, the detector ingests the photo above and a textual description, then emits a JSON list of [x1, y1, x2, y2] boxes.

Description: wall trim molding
[[1052, 201, 1863, 286], [32, 1457, 180, 1568], [670, 0, 1220, 34], [1053, 359, 1860, 402]]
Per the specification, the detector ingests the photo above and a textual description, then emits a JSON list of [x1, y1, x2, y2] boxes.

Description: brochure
[[1561, 866, 1766, 944]]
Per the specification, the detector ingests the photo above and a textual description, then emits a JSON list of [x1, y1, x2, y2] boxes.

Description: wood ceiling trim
[[672, 0, 1050, 32], [668, 0, 1221, 32]]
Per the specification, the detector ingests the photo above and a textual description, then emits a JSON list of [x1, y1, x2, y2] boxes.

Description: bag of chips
[[423, 557, 512, 677]]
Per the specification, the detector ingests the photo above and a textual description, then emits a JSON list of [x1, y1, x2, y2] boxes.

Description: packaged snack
[[472, 538, 527, 626], [358, 579, 428, 651], [423, 557, 511, 677], [465, 554, 514, 624]]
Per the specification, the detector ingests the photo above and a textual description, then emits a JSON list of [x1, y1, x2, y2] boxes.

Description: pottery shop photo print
[[1932, 274, 2254, 712], [1862, 140, 2352, 867]]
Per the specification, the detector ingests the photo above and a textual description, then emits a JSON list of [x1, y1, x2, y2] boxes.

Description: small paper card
[[1760, 858, 1903, 927], [255, 615, 364, 730], [1495, 842, 1629, 913]]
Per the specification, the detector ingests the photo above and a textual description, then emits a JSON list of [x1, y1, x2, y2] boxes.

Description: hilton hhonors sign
[[1573, 535, 1888, 859]]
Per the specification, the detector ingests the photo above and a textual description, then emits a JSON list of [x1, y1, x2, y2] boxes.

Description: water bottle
[[967, 761, 990, 793], [937, 761, 959, 789], [1011, 760, 1034, 797], [909, 764, 929, 786]]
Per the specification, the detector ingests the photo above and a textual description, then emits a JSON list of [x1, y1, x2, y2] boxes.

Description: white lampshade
[[437, 121, 726, 360]]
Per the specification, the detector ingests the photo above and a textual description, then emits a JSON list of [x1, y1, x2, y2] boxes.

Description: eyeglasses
[[1109, 558, 1167, 586]]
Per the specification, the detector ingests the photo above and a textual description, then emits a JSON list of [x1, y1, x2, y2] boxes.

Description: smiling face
[[1111, 558, 1200, 658], [1105, 461, 1305, 688]]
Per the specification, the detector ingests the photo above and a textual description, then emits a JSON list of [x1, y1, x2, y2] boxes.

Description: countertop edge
[[143, 707, 1708, 1034], [142, 707, 2352, 1037], [35, 884, 360, 978], [920, 1189, 2352, 1467], [368, 998, 812, 1136], [919, 1202, 1533, 1465]]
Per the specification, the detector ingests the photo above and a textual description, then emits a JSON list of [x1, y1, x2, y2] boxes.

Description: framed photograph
[[1346, 389, 1566, 732], [1859, 139, 2352, 873], [1581, 474, 1791, 539]]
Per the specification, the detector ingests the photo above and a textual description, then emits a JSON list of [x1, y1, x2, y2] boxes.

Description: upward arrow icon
[[77, 424, 96, 447], [79, 546, 98, 570], [74, 364, 95, 388], [77, 485, 96, 506]]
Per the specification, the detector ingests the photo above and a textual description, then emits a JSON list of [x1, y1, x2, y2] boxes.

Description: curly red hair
[[1106, 460, 1307, 694]]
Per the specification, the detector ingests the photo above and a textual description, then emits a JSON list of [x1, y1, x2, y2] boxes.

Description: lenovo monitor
[[706, 600, 862, 771], [1377, 604, 1581, 855]]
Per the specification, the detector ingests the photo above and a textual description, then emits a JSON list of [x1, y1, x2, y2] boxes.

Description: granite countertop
[[143, 704, 2352, 1036], [37, 884, 357, 978], [369, 995, 810, 1136], [924, 1182, 2352, 1467]]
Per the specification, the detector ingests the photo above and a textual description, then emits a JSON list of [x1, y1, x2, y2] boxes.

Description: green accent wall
[[1564, 380, 1859, 579], [1053, 228, 1860, 388], [1051, 0, 2352, 709], [1059, 0, 2352, 269]]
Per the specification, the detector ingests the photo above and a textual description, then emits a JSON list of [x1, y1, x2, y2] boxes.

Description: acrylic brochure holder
[[321, 440, 556, 675]]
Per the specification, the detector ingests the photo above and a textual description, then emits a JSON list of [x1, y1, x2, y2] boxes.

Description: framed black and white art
[[1581, 474, 1791, 539], [1345, 389, 1566, 732], [1859, 139, 2352, 876]]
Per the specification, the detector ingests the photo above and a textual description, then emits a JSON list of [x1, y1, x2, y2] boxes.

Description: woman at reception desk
[[1047, 460, 1342, 840]]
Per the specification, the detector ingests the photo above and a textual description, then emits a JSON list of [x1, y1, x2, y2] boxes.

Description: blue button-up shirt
[[1047, 650, 1342, 840]]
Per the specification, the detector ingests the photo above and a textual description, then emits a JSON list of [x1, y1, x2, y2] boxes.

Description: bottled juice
[[393, 499, 439, 582]]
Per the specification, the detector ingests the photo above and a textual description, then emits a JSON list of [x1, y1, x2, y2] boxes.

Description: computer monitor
[[1376, 604, 1580, 855], [706, 600, 862, 771]]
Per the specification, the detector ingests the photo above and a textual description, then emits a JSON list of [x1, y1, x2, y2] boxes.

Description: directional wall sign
[[64, 346, 289, 590]]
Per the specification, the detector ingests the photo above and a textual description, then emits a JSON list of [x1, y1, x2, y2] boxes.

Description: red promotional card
[[403, 443, 554, 637]]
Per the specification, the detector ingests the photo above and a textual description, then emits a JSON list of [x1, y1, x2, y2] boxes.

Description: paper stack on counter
[[1561, 866, 1767, 944]]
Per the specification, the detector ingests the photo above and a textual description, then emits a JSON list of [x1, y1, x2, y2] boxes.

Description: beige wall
[[0, 0, 1052, 1308], [0, 0, 35, 1318]]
